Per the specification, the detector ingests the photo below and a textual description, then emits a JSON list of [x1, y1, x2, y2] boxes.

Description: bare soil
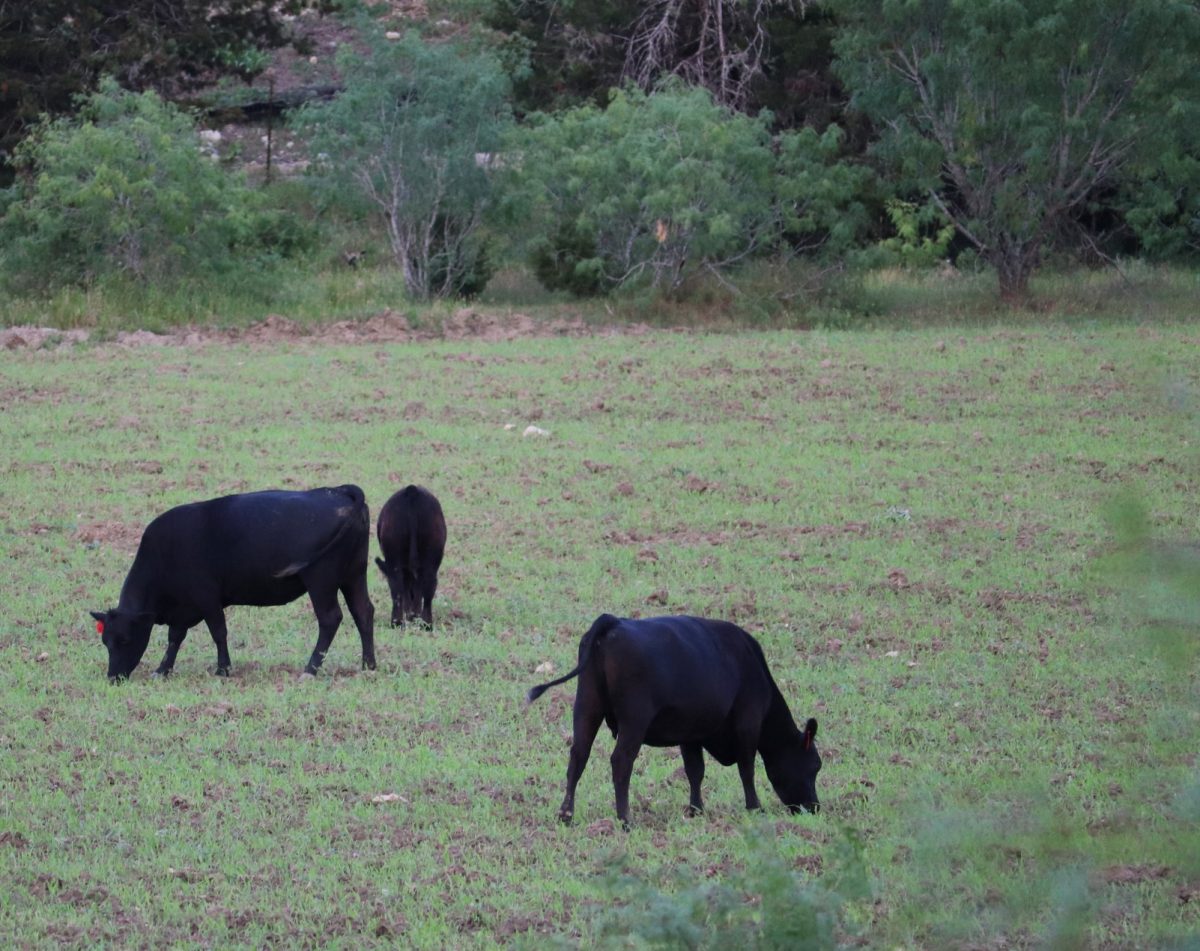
[[0, 308, 653, 351]]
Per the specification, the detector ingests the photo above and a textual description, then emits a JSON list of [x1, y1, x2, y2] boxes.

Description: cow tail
[[297, 485, 369, 571], [335, 484, 370, 533], [408, 512, 419, 575], [525, 613, 621, 705]]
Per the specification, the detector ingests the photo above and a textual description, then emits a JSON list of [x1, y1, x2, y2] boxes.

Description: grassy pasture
[[0, 321, 1197, 948]]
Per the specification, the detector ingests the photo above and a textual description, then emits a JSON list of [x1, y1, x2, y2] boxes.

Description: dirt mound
[[2, 308, 651, 351], [1, 327, 90, 350]]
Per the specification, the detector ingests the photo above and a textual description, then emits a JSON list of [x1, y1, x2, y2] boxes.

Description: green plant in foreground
[[582, 825, 870, 950]]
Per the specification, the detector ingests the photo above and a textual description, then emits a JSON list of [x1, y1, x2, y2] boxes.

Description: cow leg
[[340, 573, 376, 671], [680, 744, 706, 817], [419, 574, 437, 628], [736, 749, 763, 812], [153, 625, 189, 677], [203, 611, 233, 676], [610, 724, 648, 830], [304, 585, 343, 675], [559, 701, 604, 825], [404, 575, 421, 626]]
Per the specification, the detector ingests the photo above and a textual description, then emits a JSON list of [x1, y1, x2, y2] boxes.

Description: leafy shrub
[[501, 84, 867, 298], [528, 221, 606, 297], [579, 825, 870, 950], [871, 198, 955, 268], [0, 78, 305, 294]]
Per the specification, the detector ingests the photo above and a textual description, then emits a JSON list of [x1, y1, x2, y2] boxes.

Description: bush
[[582, 825, 871, 950], [500, 84, 867, 298], [0, 78, 306, 294]]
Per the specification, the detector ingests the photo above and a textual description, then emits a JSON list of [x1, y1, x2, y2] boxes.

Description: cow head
[[91, 609, 154, 681], [374, 557, 416, 627], [764, 717, 821, 814]]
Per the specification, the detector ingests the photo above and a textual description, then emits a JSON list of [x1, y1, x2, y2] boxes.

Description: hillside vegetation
[[2, 1, 1199, 325]]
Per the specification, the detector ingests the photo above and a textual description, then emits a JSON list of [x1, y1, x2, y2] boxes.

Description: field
[[1, 319, 1197, 948]]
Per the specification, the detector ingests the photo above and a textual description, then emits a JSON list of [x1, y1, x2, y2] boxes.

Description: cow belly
[[642, 706, 727, 747], [224, 575, 308, 607]]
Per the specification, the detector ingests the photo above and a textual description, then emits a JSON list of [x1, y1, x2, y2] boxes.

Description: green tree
[[485, 1, 847, 130], [501, 83, 865, 296], [294, 30, 513, 299], [1120, 136, 1200, 261], [0, 1, 309, 182], [832, 0, 1200, 299], [0, 77, 299, 292]]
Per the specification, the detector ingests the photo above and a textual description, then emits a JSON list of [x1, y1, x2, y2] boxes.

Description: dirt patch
[[3, 308, 648, 350], [74, 521, 144, 554], [1, 327, 90, 351], [1097, 864, 1173, 885]]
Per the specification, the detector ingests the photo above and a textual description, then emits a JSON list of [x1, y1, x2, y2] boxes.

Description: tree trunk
[[991, 238, 1039, 303]]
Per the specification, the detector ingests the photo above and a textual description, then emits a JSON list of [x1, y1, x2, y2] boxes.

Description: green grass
[[1, 323, 1197, 947], [5, 260, 1200, 335]]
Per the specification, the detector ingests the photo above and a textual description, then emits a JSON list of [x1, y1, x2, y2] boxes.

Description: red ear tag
[[96, 620, 105, 636]]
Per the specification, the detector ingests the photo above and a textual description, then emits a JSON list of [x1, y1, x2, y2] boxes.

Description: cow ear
[[90, 611, 106, 623], [802, 718, 818, 750], [374, 557, 388, 575]]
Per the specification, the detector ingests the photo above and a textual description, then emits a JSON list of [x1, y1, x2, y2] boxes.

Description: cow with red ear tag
[[92, 610, 156, 680], [91, 484, 375, 681]]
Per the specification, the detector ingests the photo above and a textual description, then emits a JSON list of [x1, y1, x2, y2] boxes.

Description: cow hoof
[[684, 805, 703, 818], [151, 669, 171, 679], [215, 667, 231, 677], [557, 810, 573, 825]]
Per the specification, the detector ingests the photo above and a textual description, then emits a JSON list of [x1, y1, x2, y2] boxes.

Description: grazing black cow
[[90, 485, 376, 680], [375, 485, 446, 628], [527, 614, 821, 827]]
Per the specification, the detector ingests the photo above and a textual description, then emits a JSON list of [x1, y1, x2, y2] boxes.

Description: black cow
[[375, 485, 446, 628], [90, 485, 376, 680], [527, 614, 821, 827]]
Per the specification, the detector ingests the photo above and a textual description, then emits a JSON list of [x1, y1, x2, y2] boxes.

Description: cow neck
[[758, 679, 801, 756], [116, 552, 157, 614]]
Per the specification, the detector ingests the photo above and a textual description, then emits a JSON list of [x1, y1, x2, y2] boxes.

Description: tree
[[0, 1, 309, 182], [500, 83, 866, 296], [485, 0, 845, 127], [294, 30, 513, 299], [0, 77, 303, 292], [832, 0, 1200, 299], [622, 0, 808, 110], [1120, 126, 1200, 261]]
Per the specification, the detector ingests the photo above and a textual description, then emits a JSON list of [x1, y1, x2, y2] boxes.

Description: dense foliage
[[0, 0, 311, 183], [484, 0, 844, 127], [501, 84, 867, 295], [0, 79, 311, 294], [294, 30, 513, 299], [832, 0, 1200, 297]]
